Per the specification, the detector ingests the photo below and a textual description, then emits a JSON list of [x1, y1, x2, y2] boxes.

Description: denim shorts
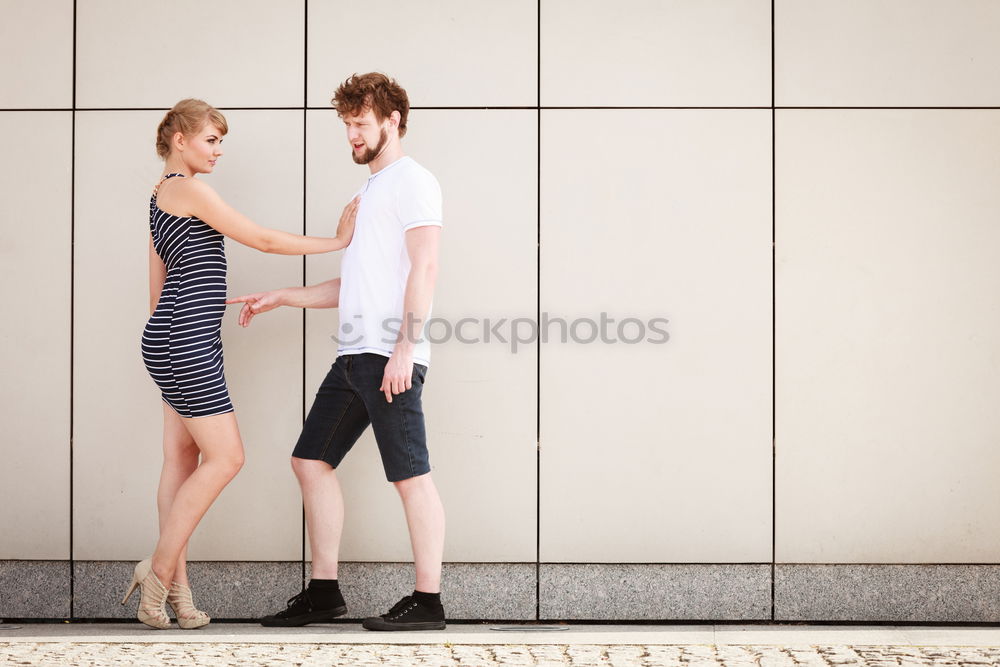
[[292, 353, 430, 482]]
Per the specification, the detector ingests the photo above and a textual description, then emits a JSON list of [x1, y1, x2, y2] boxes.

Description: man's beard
[[352, 128, 389, 165]]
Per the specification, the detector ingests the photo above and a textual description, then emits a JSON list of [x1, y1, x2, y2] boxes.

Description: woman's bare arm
[[148, 235, 167, 315], [170, 178, 357, 255]]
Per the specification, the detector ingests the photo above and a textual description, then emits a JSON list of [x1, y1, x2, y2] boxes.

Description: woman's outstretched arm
[[183, 179, 357, 255]]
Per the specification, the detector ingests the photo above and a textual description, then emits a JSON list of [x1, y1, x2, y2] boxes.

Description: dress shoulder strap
[[152, 172, 186, 199]]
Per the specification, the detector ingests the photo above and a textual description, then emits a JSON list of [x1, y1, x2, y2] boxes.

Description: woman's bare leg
[[156, 403, 200, 586], [151, 411, 245, 586]]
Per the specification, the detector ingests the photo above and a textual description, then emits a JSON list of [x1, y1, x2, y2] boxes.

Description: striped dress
[[141, 173, 234, 418]]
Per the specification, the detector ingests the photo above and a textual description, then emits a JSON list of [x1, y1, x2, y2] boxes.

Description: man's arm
[[226, 278, 342, 328], [380, 225, 441, 402]]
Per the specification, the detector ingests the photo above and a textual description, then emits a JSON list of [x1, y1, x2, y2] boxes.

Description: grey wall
[[2, 0, 1000, 621]]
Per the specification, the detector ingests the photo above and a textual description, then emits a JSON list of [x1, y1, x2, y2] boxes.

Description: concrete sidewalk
[[2, 623, 1000, 665]]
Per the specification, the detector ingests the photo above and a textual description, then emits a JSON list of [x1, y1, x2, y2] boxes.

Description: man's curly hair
[[332, 72, 409, 137]]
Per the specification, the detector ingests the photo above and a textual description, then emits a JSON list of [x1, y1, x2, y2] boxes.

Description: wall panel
[[77, 0, 304, 108], [542, 0, 770, 107], [304, 109, 538, 562], [0, 112, 72, 559], [539, 109, 773, 563], [0, 0, 73, 108], [776, 0, 1000, 106], [775, 109, 1000, 563], [73, 110, 304, 561], [307, 0, 537, 108]]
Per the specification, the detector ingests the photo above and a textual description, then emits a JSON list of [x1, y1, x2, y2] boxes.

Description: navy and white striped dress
[[141, 173, 234, 418]]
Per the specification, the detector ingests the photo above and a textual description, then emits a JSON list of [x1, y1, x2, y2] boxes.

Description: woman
[[122, 99, 357, 629]]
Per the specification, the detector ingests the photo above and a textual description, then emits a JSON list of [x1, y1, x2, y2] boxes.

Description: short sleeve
[[397, 168, 443, 231]]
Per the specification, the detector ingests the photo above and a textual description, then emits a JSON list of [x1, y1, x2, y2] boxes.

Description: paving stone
[[3, 642, 1000, 666]]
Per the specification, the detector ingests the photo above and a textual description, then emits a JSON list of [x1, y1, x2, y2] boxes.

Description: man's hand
[[380, 351, 413, 403], [226, 290, 285, 328]]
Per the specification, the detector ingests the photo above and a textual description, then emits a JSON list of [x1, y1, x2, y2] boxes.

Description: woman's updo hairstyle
[[155, 99, 228, 159]]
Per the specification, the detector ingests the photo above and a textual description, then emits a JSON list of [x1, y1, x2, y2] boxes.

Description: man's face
[[342, 107, 389, 165]]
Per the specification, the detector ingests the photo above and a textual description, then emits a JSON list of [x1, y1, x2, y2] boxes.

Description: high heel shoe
[[121, 558, 171, 629], [167, 581, 211, 629]]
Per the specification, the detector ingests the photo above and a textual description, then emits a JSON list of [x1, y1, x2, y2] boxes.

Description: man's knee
[[291, 456, 334, 484], [393, 472, 432, 497]]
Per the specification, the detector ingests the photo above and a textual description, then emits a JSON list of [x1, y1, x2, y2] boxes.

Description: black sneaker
[[260, 589, 347, 627], [362, 595, 446, 631]]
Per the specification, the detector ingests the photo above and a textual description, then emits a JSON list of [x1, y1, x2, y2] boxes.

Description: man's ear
[[390, 110, 401, 130]]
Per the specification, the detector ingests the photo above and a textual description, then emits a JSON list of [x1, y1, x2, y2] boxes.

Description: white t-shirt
[[337, 156, 443, 367]]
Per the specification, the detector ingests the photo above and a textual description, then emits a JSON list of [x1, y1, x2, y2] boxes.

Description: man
[[228, 73, 446, 631]]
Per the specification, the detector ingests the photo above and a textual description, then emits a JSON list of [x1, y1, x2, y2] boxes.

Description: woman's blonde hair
[[155, 99, 228, 159]]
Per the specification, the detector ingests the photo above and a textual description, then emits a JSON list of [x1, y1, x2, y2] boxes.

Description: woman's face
[[177, 123, 224, 174]]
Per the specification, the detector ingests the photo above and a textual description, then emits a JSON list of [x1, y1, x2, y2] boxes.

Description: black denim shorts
[[292, 353, 430, 482]]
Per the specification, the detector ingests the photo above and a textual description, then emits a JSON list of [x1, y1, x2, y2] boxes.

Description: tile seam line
[[535, 0, 542, 622], [17, 104, 1000, 113], [301, 0, 308, 586], [14, 106, 1000, 112], [543, 561, 1000, 565], [69, 0, 77, 622], [770, 0, 776, 623]]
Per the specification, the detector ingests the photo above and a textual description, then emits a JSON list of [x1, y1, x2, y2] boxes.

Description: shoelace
[[385, 596, 415, 618], [281, 589, 312, 614]]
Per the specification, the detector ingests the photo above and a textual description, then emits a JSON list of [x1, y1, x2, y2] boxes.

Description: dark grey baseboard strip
[[72, 560, 303, 620], [5, 561, 1000, 622], [0, 561, 71, 618], [540, 563, 772, 621], [775, 563, 1000, 622], [309, 562, 536, 620], [1, 561, 537, 621]]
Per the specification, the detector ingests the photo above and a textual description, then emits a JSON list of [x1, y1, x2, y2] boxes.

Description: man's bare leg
[[258, 457, 347, 627], [292, 457, 345, 579], [394, 472, 445, 593]]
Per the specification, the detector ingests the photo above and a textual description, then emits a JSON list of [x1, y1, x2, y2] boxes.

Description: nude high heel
[[167, 581, 211, 629], [121, 558, 171, 629]]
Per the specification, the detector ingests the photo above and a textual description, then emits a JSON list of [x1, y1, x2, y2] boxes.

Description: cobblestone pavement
[[3, 643, 1000, 666]]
